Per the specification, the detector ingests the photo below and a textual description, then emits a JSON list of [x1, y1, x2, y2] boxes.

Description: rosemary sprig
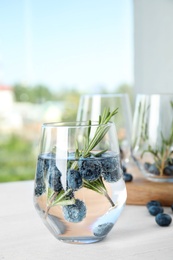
[[83, 177, 115, 207], [75, 107, 118, 207], [45, 188, 75, 218], [82, 108, 118, 158]]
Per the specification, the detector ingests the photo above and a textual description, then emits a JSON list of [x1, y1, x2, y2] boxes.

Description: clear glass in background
[[77, 94, 133, 169], [131, 93, 173, 182], [33, 121, 127, 244]]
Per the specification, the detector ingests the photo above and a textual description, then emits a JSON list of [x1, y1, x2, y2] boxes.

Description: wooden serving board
[[125, 163, 173, 206]]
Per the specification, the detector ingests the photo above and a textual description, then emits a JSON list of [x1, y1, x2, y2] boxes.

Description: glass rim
[[80, 93, 128, 98], [42, 121, 114, 128], [136, 93, 173, 97]]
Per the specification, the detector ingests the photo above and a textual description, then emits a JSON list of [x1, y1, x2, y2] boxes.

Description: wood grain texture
[[126, 163, 173, 206]]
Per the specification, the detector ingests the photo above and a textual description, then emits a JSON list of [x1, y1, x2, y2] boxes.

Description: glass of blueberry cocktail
[[131, 94, 173, 182], [33, 108, 127, 244]]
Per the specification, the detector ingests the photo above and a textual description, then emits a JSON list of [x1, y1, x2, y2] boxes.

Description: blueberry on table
[[171, 204, 173, 212], [101, 156, 122, 182], [155, 213, 172, 227], [78, 158, 102, 181], [93, 223, 114, 237], [148, 205, 164, 216], [67, 169, 83, 191], [146, 200, 162, 209], [63, 199, 86, 223], [48, 165, 63, 192], [123, 172, 133, 182]]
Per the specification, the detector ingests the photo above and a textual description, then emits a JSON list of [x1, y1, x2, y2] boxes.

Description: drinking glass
[[131, 93, 173, 182], [33, 120, 127, 244], [77, 94, 133, 168]]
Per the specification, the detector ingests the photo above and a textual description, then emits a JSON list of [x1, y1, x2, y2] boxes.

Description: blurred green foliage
[[1, 83, 134, 182], [13, 84, 56, 103], [0, 135, 36, 182]]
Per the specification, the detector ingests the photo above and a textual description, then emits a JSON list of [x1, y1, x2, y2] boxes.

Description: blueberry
[[144, 162, 151, 171], [148, 205, 164, 216], [63, 199, 86, 223], [36, 157, 45, 180], [101, 156, 122, 183], [78, 158, 102, 181], [36, 154, 56, 181], [93, 223, 114, 237], [35, 157, 46, 196], [121, 164, 127, 173], [35, 179, 46, 197], [43, 157, 51, 171], [171, 204, 173, 212], [67, 169, 83, 191], [167, 158, 173, 166], [43, 153, 55, 171], [144, 162, 160, 175], [155, 213, 172, 227], [48, 165, 63, 192], [123, 172, 133, 182], [163, 165, 173, 176], [146, 200, 162, 209], [148, 163, 160, 175]]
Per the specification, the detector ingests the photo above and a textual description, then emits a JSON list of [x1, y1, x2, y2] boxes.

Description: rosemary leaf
[[100, 107, 109, 123], [90, 149, 108, 157], [51, 189, 74, 207], [105, 108, 118, 123], [81, 108, 118, 157], [87, 120, 91, 141], [83, 177, 115, 207], [83, 179, 105, 195], [83, 125, 110, 157], [99, 115, 101, 124]]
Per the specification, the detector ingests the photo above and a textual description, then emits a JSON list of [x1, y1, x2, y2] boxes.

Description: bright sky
[[0, 0, 133, 93]]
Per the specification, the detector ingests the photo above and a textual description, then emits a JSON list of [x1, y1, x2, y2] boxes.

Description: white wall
[[134, 0, 173, 94]]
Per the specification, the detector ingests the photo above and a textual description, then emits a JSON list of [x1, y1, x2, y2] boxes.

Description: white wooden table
[[0, 181, 173, 260]]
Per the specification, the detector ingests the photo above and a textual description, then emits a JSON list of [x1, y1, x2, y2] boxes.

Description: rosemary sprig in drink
[[74, 107, 119, 207], [78, 107, 118, 158]]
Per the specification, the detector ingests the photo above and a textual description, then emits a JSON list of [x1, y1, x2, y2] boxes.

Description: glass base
[[143, 173, 173, 183], [58, 236, 105, 244], [139, 165, 173, 183]]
